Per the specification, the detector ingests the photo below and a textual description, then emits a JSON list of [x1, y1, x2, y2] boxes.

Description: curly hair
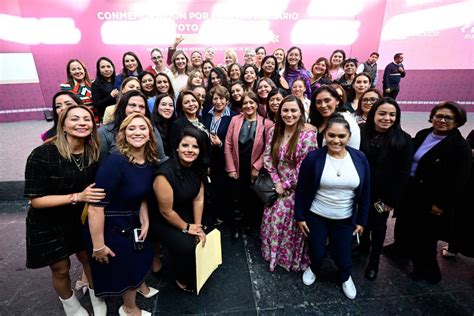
[[116, 113, 158, 164]]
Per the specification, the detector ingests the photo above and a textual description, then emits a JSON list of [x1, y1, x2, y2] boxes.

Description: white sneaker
[[342, 276, 357, 299], [302, 267, 316, 286]]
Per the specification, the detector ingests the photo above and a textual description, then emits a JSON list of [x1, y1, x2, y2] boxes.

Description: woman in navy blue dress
[[85, 113, 159, 315]]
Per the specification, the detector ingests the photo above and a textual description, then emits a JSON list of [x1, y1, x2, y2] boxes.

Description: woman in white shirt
[[295, 115, 370, 300]]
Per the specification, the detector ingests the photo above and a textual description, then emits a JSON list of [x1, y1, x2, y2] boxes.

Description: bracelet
[[93, 245, 106, 252], [69, 193, 78, 205], [182, 223, 190, 234]]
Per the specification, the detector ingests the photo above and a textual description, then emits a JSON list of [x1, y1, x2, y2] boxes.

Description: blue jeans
[[306, 212, 354, 284]]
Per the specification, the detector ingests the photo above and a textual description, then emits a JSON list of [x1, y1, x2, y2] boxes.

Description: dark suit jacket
[[410, 127, 471, 213], [294, 146, 371, 227], [359, 125, 414, 209], [202, 108, 236, 170]]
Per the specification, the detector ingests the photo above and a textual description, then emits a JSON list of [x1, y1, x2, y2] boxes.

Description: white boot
[[88, 287, 107, 316], [59, 291, 89, 316]]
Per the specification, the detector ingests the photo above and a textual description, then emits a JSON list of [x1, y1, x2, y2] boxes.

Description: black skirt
[[26, 208, 84, 269]]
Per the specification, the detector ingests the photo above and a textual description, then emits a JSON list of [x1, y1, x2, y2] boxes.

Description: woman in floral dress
[[261, 95, 317, 272]]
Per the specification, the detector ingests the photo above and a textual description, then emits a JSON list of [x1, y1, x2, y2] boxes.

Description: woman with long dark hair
[[114, 51, 144, 89], [91, 56, 118, 120], [258, 55, 289, 90], [310, 57, 332, 96], [41, 91, 83, 141], [308, 86, 360, 149], [168, 90, 210, 160], [328, 49, 346, 80], [138, 71, 158, 111], [345, 72, 371, 113], [359, 97, 413, 280], [266, 88, 288, 123], [151, 94, 176, 155], [153, 128, 209, 292], [283, 47, 311, 99], [261, 95, 317, 272], [241, 64, 259, 92], [98, 90, 167, 163], [229, 81, 245, 113], [353, 89, 383, 125]]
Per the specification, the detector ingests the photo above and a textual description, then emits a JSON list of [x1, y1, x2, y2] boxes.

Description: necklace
[[328, 155, 345, 177], [71, 153, 84, 172]]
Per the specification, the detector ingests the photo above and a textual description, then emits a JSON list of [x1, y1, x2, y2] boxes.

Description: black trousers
[[383, 87, 400, 100], [229, 175, 262, 230], [410, 211, 443, 281], [307, 213, 353, 284], [361, 205, 390, 266]]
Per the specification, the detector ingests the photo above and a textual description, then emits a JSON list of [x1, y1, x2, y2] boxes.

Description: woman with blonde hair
[[85, 113, 159, 315], [171, 50, 190, 92], [25, 105, 107, 315], [224, 48, 238, 66]]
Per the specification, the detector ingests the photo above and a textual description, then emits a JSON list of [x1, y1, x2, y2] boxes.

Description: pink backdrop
[[1, 0, 473, 122]]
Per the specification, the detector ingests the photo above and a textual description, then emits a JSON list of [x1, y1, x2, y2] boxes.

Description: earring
[[63, 131, 67, 136]]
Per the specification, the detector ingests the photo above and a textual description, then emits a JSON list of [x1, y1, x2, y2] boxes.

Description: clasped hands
[[188, 223, 206, 247]]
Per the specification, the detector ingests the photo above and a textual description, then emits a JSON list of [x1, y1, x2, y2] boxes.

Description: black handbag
[[251, 169, 278, 206], [250, 118, 278, 207]]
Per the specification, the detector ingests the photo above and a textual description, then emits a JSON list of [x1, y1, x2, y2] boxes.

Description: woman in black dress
[[153, 128, 208, 292], [25, 105, 106, 315]]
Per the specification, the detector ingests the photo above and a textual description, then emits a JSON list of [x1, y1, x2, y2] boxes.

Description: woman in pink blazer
[[225, 91, 274, 239]]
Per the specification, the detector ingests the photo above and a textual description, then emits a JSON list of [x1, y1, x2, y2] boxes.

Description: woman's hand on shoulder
[[78, 183, 106, 203], [302, 123, 317, 133]]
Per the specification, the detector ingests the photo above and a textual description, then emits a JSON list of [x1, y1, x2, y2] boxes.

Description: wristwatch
[[182, 223, 190, 234]]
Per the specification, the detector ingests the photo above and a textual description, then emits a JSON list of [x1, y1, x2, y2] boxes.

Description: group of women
[[26, 45, 472, 315]]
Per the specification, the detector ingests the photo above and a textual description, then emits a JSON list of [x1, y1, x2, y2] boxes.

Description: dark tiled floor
[[1, 201, 474, 315]]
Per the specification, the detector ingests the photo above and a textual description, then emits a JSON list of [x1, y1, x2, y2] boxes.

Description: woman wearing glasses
[[403, 102, 470, 283], [354, 89, 383, 125]]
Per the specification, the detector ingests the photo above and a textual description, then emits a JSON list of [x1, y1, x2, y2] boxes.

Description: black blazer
[[359, 125, 414, 209], [411, 127, 471, 212], [91, 79, 116, 118], [202, 108, 237, 171]]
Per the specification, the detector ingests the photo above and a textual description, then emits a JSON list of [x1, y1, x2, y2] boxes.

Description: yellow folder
[[195, 228, 222, 295]]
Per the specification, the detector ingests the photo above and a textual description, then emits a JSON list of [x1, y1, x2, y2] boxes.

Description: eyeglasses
[[362, 97, 379, 104], [433, 114, 455, 122]]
